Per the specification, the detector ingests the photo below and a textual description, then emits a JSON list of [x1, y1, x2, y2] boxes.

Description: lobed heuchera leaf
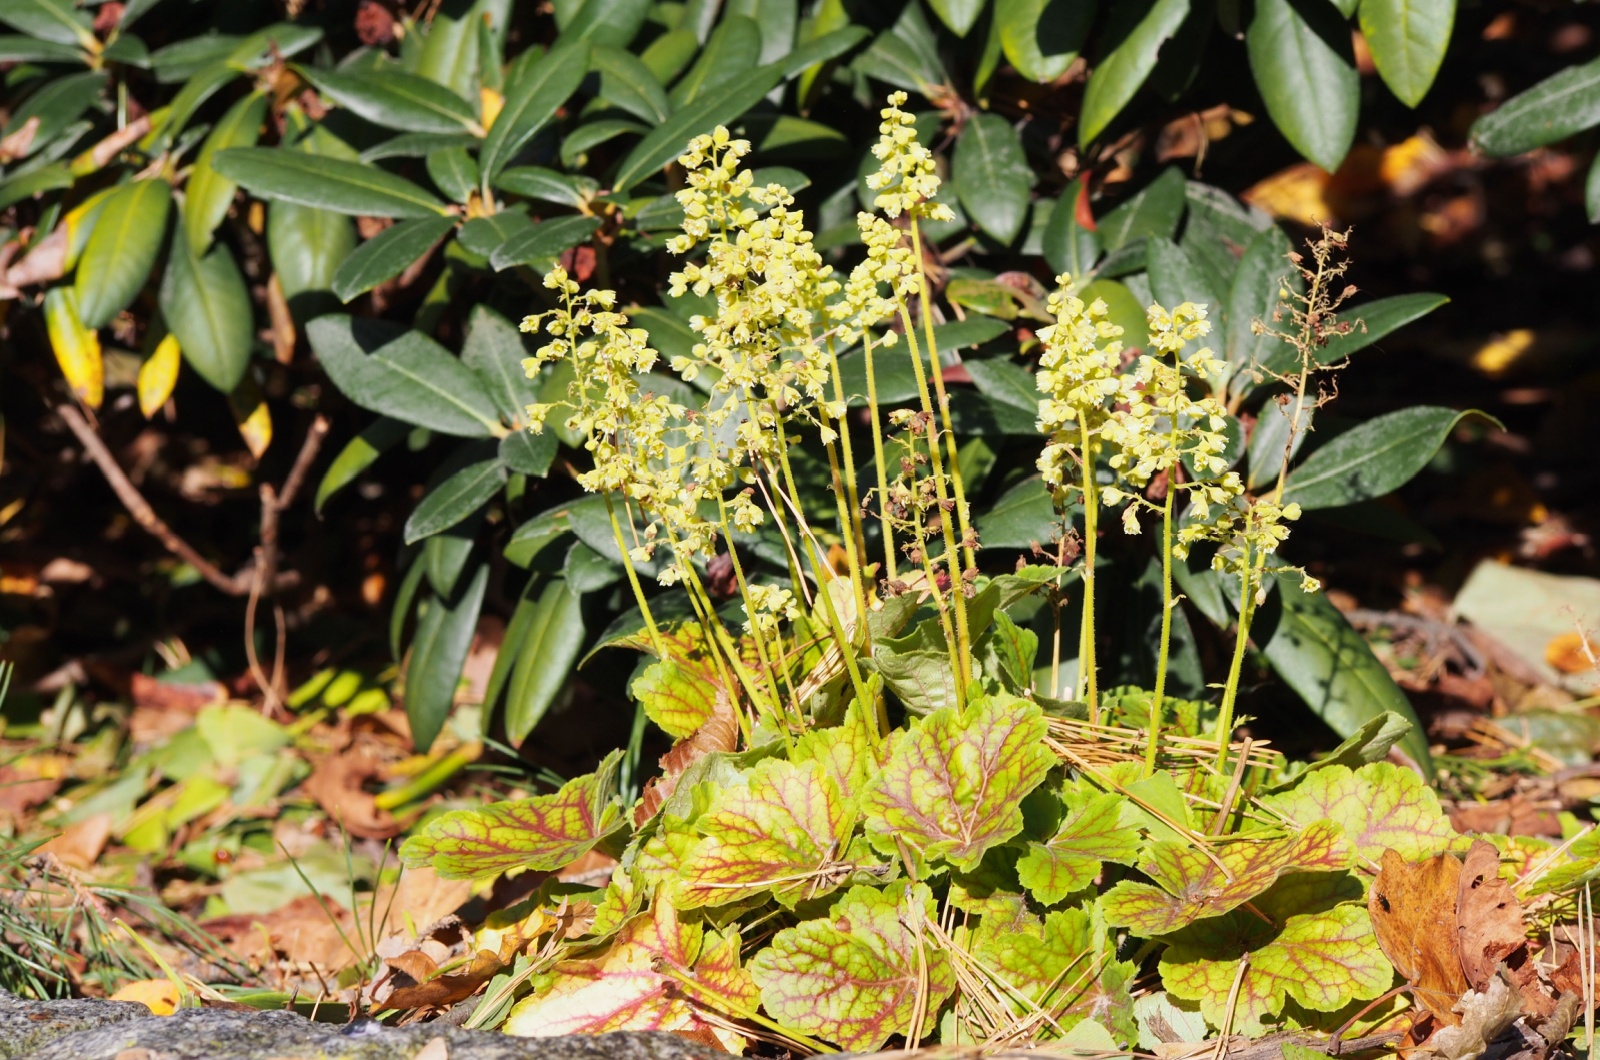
[[974, 905, 1138, 1039], [505, 894, 701, 1036], [1017, 792, 1140, 905], [1263, 762, 1458, 866], [791, 695, 884, 806], [1102, 819, 1349, 935], [674, 758, 858, 909], [401, 750, 625, 880], [862, 694, 1054, 872], [749, 882, 956, 1052], [632, 657, 718, 740], [691, 928, 761, 1012], [1158, 873, 1392, 1035]]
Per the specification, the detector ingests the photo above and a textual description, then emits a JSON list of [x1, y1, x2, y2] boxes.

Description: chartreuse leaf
[[862, 694, 1053, 871], [953, 112, 1031, 244], [401, 750, 625, 879], [1247, 0, 1359, 171], [1102, 819, 1348, 935], [997, 0, 1094, 82], [1079, 0, 1191, 146], [792, 692, 887, 804], [750, 882, 956, 1052], [1159, 873, 1391, 1034], [74, 179, 173, 329], [186, 91, 268, 256], [1263, 762, 1456, 865], [632, 658, 718, 740], [1017, 792, 1140, 905], [1282, 406, 1485, 510], [676, 758, 858, 909], [1470, 53, 1600, 157], [1359, 0, 1454, 108], [975, 904, 1137, 1034]]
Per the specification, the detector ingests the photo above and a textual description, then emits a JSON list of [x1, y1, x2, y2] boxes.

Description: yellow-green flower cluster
[[743, 582, 800, 636], [864, 92, 955, 222], [1100, 302, 1243, 532], [1177, 496, 1318, 594], [1034, 276, 1128, 502], [667, 127, 841, 458]]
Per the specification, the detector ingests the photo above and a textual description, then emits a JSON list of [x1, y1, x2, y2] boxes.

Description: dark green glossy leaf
[[185, 91, 268, 256], [1145, 237, 1220, 316], [1247, 0, 1359, 170], [159, 217, 252, 393], [559, 118, 648, 167], [997, 0, 1093, 81], [1246, 394, 1314, 491], [74, 179, 172, 330], [975, 477, 1061, 549], [1359, 0, 1454, 107], [505, 576, 585, 743], [1042, 179, 1100, 277], [964, 355, 1038, 413], [489, 215, 601, 271], [461, 305, 536, 425], [297, 64, 478, 134], [332, 214, 456, 303], [456, 209, 533, 257], [359, 131, 478, 162], [0, 35, 84, 63], [1316, 292, 1449, 361], [1097, 165, 1185, 251], [315, 417, 410, 514], [4, 71, 104, 157], [405, 562, 489, 752], [562, 0, 652, 47], [306, 315, 501, 436], [728, 0, 799, 64], [426, 146, 479, 203], [268, 202, 358, 303], [0, 163, 72, 210], [499, 430, 557, 476], [426, 512, 483, 599], [858, 3, 944, 92], [479, 41, 590, 179], [927, 0, 988, 36], [1259, 573, 1432, 772], [213, 148, 447, 218], [1283, 406, 1486, 510], [613, 66, 782, 191], [148, 62, 237, 150], [670, 15, 761, 107], [1471, 54, 1600, 156], [590, 46, 671, 124], [1223, 225, 1295, 383], [953, 112, 1031, 244], [1588, 153, 1600, 224], [0, 0, 93, 48], [494, 166, 598, 207], [405, 458, 507, 543], [639, 27, 699, 83], [1079, 0, 1190, 145]]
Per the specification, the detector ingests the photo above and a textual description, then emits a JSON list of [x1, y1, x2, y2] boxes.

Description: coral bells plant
[[399, 109, 1575, 1055]]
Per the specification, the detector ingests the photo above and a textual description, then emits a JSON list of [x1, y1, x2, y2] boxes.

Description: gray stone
[[0, 993, 726, 1060]]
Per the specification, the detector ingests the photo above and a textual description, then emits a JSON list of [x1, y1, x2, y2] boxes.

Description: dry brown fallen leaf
[[38, 812, 113, 870], [1422, 969, 1524, 1060], [1456, 840, 1553, 1017], [1370, 848, 1472, 1023]]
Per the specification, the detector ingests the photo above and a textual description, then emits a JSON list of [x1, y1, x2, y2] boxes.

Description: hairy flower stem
[[604, 495, 668, 662], [825, 338, 870, 594], [1077, 421, 1100, 721], [862, 332, 897, 581], [714, 497, 790, 731], [1147, 478, 1177, 777], [672, 541, 766, 743], [897, 304, 971, 701], [1216, 543, 1262, 771], [820, 416, 870, 638], [911, 220, 976, 572]]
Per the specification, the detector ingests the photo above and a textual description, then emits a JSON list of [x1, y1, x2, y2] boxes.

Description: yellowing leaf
[[228, 374, 272, 459], [1159, 874, 1392, 1035], [675, 758, 859, 909], [138, 334, 181, 418], [632, 658, 717, 740], [1102, 819, 1349, 936], [400, 751, 625, 880], [480, 87, 505, 132], [690, 927, 760, 1012], [790, 694, 884, 806], [110, 978, 181, 1016], [862, 693, 1053, 872], [749, 882, 955, 1052], [1016, 792, 1141, 905], [44, 287, 102, 409], [1264, 762, 1459, 866]]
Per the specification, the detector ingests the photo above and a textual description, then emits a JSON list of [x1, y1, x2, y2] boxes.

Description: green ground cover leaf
[[1263, 762, 1457, 865], [1102, 819, 1348, 935], [1017, 792, 1141, 905], [1159, 874, 1391, 1034], [400, 751, 625, 879], [676, 758, 857, 908], [862, 694, 1054, 871], [749, 882, 955, 1051], [791, 695, 885, 805]]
